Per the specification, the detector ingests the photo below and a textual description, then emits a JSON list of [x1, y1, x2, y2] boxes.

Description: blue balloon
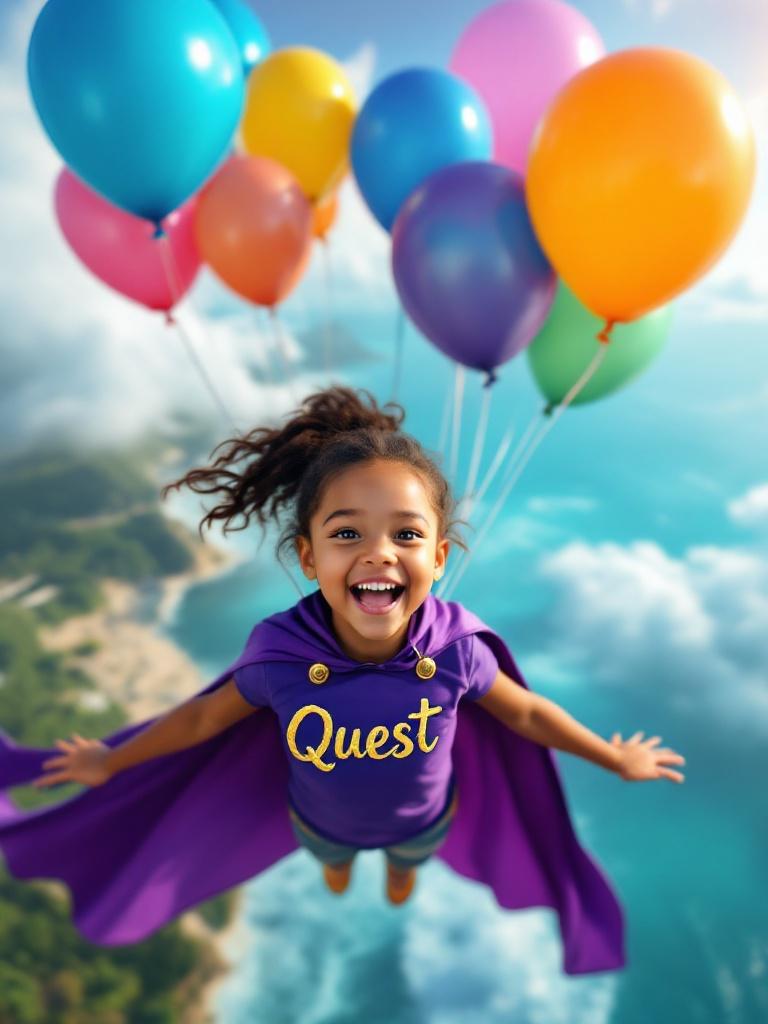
[[351, 67, 492, 233], [27, 0, 245, 223], [210, 0, 271, 75], [392, 162, 556, 378]]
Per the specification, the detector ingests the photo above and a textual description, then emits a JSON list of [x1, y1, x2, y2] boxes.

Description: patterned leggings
[[288, 787, 459, 870]]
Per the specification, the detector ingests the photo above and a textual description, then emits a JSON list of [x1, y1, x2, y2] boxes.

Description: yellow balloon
[[526, 47, 756, 323], [241, 46, 357, 201]]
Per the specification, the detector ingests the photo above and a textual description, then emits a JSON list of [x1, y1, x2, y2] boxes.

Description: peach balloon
[[526, 47, 756, 322], [312, 191, 339, 241], [195, 154, 313, 307]]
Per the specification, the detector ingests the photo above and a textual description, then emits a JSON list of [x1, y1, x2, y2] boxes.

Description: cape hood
[[0, 589, 626, 975]]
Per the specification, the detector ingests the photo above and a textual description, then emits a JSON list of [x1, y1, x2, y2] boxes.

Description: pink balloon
[[449, 0, 605, 175], [54, 168, 202, 312]]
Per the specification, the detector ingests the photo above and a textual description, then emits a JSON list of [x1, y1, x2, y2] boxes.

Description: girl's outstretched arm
[[32, 678, 261, 788], [475, 669, 686, 783]]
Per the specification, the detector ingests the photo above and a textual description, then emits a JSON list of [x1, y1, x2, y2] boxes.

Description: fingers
[[645, 736, 662, 748], [32, 772, 68, 788], [657, 752, 686, 765], [41, 756, 66, 769], [611, 733, 622, 744], [628, 731, 645, 743], [657, 768, 685, 783]]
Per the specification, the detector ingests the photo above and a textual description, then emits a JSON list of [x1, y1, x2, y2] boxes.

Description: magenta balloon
[[449, 0, 605, 175], [54, 168, 201, 312]]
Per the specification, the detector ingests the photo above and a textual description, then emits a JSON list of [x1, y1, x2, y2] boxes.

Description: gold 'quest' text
[[286, 697, 444, 772]]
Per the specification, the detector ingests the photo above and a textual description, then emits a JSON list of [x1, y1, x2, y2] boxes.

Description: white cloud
[[622, 0, 683, 19], [728, 482, 768, 529], [217, 852, 618, 1024], [341, 41, 376, 106], [538, 536, 768, 732]]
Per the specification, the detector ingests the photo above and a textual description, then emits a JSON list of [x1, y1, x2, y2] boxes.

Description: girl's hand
[[611, 731, 686, 783], [32, 734, 113, 789]]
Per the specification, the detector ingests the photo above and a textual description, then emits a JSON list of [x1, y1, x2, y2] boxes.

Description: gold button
[[415, 657, 437, 679], [308, 662, 330, 685]]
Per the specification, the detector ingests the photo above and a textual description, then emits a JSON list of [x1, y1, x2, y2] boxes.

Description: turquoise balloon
[[351, 67, 493, 232], [211, 0, 272, 75], [28, 0, 244, 223], [527, 283, 673, 409]]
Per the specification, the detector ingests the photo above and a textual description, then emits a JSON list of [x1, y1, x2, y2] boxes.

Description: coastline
[[38, 532, 247, 721], [179, 887, 254, 1024], [36, 521, 252, 1021]]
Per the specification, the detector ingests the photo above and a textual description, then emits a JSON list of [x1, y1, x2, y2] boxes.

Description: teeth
[[353, 582, 400, 591]]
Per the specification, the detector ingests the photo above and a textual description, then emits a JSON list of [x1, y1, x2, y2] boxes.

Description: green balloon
[[527, 282, 673, 409]]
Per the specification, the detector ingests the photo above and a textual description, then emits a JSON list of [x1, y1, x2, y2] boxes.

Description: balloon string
[[438, 410, 550, 601], [165, 314, 240, 436], [449, 364, 465, 484], [268, 307, 301, 406], [436, 406, 541, 600], [437, 365, 454, 459], [249, 308, 273, 387], [439, 342, 609, 601], [391, 305, 406, 403], [459, 376, 495, 522], [470, 417, 517, 511], [320, 239, 335, 376], [156, 233, 240, 435]]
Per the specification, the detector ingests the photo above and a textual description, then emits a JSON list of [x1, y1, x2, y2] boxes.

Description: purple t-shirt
[[234, 633, 499, 847]]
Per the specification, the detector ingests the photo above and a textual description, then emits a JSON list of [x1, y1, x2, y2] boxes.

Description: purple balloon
[[392, 161, 556, 380]]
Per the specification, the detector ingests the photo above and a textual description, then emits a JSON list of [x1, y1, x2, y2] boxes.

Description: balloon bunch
[[26, 0, 755, 430], [350, 0, 753, 415], [27, 0, 355, 376]]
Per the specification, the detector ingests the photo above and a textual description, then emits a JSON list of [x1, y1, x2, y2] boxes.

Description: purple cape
[[0, 590, 625, 975]]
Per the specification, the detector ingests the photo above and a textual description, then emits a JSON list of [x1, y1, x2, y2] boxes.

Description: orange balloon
[[312, 191, 339, 241], [195, 154, 313, 307], [526, 47, 756, 322]]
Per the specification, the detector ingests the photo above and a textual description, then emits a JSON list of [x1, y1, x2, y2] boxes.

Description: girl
[[0, 386, 685, 975]]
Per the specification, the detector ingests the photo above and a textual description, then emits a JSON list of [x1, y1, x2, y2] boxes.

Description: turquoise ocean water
[[165, 306, 767, 1024]]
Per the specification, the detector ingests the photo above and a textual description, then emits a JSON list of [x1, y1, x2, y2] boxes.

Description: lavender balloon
[[392, 161, 556, 383]]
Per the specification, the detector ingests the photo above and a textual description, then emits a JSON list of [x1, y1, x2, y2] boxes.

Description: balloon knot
[[164, 310, 176, 327], [543, 402, 556, 418], [153, 223, 167, 241], [596, 319, 615, 345], [482, 368, 499, 389]]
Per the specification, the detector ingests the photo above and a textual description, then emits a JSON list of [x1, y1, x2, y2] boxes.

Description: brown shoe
[[386, 863, 417, 905], [323, 860, 353, 894]]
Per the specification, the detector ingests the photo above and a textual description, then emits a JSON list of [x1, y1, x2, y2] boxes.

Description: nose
[[361, 532, 398, 565]]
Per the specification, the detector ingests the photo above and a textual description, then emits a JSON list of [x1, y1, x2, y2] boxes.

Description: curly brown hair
[[160, 385, 470, 573]]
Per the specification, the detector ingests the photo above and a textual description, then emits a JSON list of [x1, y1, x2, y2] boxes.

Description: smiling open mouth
[[349, 584, 406, 614]]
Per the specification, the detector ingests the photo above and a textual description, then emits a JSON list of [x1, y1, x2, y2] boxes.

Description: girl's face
[[296, 459, 450, 664]]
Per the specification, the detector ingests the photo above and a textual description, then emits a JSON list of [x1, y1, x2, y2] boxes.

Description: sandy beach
[[35, 519, 252, 1021], [38, 528, 247, 720]]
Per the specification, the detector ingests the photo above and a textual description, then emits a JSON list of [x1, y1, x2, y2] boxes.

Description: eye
[[330, 528, 423, 541], [398, 529, 422, 541]]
